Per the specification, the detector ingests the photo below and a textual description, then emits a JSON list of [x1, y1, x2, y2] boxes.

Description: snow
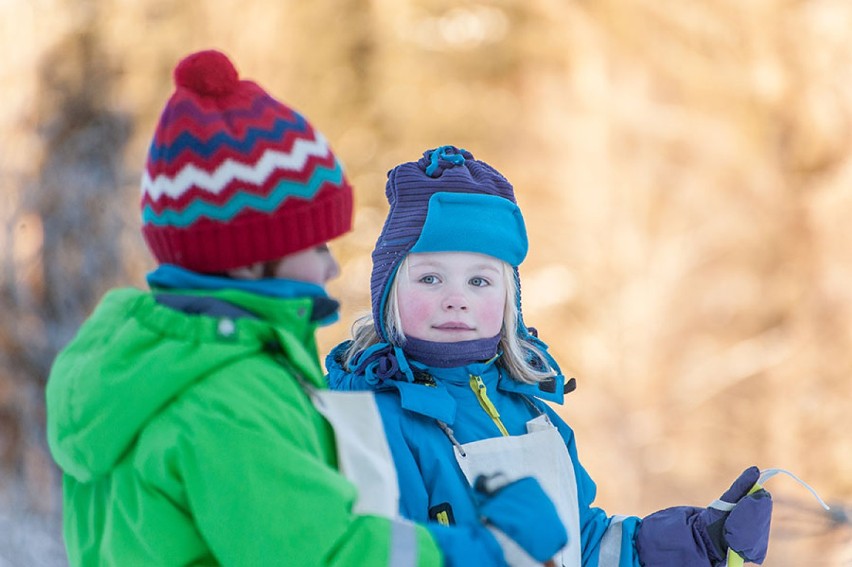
[[0, 491, 66, 567]]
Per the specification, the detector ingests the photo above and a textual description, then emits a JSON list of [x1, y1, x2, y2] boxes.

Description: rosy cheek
[[480, 303, 505, 333], [399, 297, 432, 334]]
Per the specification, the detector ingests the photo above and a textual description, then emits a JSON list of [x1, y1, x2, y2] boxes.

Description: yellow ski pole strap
[[722, 468, 830, 567]]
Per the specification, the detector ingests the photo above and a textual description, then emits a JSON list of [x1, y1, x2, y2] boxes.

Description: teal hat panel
[[410, 192, 528, 266]]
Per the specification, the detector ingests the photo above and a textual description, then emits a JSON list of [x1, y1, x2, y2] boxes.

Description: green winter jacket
[[46, 287, 442, 566]]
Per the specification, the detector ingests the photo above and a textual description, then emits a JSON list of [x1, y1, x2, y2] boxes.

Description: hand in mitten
[[474, 475, 568, 563], [636, 466, 773, 566], [703, 466, 773, 564]]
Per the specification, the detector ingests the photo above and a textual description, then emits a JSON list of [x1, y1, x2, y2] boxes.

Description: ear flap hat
[[369, 146, 566, 386]]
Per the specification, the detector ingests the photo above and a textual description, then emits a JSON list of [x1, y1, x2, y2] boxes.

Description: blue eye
[[469, 277, 489, 287], [420, 275, 438, 284]]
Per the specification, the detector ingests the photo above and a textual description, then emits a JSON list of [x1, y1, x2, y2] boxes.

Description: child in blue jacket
[[327, 145, 773, 566]]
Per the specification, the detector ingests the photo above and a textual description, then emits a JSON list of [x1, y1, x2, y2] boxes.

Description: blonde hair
[[344, 256, 556, 384]]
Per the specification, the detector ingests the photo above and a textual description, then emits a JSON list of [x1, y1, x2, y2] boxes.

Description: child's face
[[272, 244, 340, 285], [396, 252, 506, 342]]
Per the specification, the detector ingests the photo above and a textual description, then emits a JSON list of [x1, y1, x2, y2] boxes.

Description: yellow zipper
[[469, 374, 509, 436]]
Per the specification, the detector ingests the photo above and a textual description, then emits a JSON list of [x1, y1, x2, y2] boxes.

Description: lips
[[433, 322, 474, 330]]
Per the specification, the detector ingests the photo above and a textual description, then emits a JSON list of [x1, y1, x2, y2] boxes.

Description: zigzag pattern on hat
[[143, 132, 334, 200], [143, 160, 345, 227], [142, 90, 343, 221], [147, 100, 308, 165], [154, 94, 283, 136]]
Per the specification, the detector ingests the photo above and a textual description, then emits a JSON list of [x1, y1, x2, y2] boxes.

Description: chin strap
[[723, 468, 829, 567], [349, 342, 415, 385]]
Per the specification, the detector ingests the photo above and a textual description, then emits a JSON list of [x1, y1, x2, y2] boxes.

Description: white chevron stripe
[[141, 132, 331, 200]]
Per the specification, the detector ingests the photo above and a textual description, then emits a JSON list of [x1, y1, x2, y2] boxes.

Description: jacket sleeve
[[135, 362, 443, 567], [541, 404, 643, 567]]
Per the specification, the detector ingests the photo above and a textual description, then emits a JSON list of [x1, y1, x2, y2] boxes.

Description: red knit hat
[[141, 50, 353, 273]]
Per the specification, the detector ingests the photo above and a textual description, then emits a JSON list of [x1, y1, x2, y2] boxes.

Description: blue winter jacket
[[326, 343, 643, 567]]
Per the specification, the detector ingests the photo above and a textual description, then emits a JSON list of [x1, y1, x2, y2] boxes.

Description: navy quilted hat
[[370, 145, 529, 340]]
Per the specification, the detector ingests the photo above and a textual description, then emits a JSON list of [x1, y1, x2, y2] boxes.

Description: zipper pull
[[470, 375, 500, 417], [469, 374, 509, 436]]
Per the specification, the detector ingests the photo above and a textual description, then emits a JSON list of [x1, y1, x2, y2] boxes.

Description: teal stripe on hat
[[142, 161, 344, 227], [410, 192, 528, 266]]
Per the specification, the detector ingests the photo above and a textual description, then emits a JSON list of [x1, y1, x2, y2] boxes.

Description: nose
[[441, 289, 468, 311], [325, 253, 340, 282]]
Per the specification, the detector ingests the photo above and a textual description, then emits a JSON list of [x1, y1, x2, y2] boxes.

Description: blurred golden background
[[1, 1, 850, 565]]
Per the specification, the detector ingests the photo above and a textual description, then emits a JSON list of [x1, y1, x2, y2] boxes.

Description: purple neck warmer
[[402, 335, 501, 368]]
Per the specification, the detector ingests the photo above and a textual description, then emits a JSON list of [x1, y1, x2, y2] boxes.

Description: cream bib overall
[[452, 413, 582, 567]]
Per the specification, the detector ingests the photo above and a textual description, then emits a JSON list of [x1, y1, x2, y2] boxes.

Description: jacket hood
[[46, 287, 317, 482], [326, 341, 364, 391]]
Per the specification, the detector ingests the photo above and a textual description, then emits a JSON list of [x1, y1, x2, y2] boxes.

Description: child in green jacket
[[45, 50, 566, 566]]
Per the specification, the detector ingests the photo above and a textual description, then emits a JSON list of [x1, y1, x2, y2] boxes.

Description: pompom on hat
[[141, 49, 353, 273]]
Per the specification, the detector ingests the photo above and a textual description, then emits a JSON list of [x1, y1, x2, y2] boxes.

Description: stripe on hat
[[142, 133, 332, 200], [141, 160, 346, 227], [147, 114, 311, 164], [142, 151, 339, 213], [153, 95, 289, 146], [158, 94, 285, 132]]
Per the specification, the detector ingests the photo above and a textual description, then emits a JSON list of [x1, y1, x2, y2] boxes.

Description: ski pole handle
[[726, 469, 830, 566], [725, 482, 762, 567]]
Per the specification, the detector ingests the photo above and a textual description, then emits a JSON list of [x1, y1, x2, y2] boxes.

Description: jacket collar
[[498, 372, 568, 404], [325, 341, 570, 425], [147, 263, 340, 326], [411, 357, 568, 403], [385, 357, 568, 422]]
